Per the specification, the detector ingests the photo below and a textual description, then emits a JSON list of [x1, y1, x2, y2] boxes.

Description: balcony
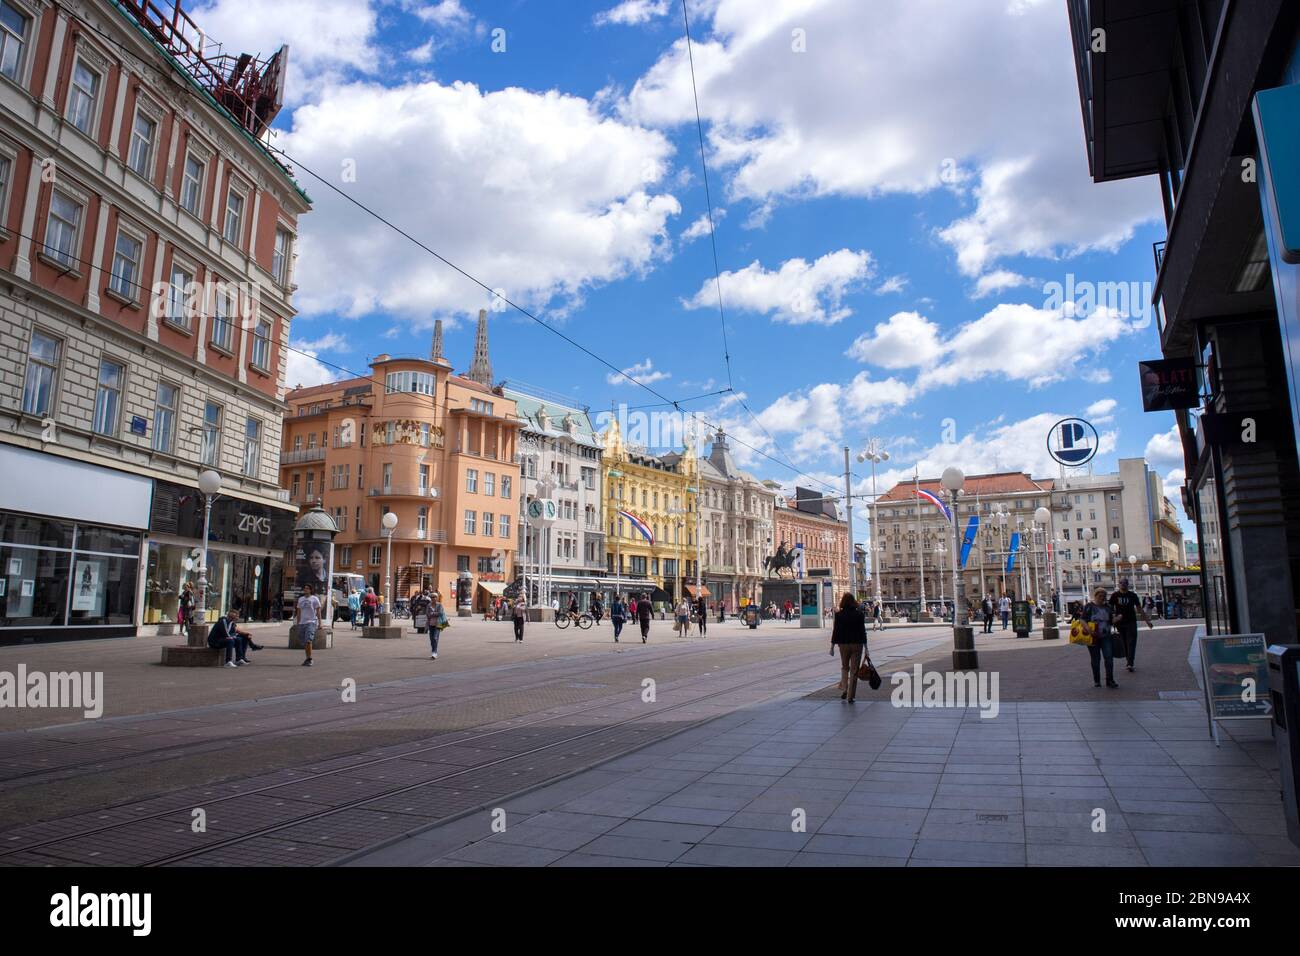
[[280, 447, 326, 465], [355, 527, 447, 543], [368, 486, 441, 500]]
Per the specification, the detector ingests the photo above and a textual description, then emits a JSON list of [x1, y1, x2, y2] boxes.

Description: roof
[[876, 472, 1051, 503], [505, 388, 603, 448]]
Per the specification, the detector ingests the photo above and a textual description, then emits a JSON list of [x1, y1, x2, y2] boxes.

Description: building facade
[[600, 418, 698, 601], [678, 430, 776, 612], [772, 487, 850, 597], [1069, 0, 1300, 642], [503, 385, 605, 608], [0, 0, 308, 642], [281, 338, 518, 610]]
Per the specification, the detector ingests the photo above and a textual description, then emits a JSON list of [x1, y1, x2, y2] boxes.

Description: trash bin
[[743, 606, 760, 629], [1267, 643, 1300, 849]]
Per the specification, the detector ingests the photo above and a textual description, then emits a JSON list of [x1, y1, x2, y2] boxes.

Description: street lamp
[[1080, 527, 1094, 597], [1109, 542, 1121, 589], [1033, 506, 1051, 606], [382, 510, 398, 621], [856, 440, 889, 607], [994, 508, 1009, 597], [192, 469, 222, 638], [941, 467, 975, 669], [1141, 562, 1150, 599]]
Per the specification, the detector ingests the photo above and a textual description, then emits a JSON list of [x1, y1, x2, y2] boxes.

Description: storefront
[[0, 444, 152, 644], [143, 479, 294, 627], [1161, 573, 1205, 621]]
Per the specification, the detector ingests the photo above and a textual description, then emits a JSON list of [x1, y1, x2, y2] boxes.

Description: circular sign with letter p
[[1047, 418, 1099, 466]]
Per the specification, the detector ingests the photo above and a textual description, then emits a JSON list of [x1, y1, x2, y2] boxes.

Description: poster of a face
[[295, 542, 330, 590], [72, 560, 103, 612]]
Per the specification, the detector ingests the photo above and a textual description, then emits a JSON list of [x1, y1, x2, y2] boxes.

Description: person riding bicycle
[[568, 595, 579, 620]]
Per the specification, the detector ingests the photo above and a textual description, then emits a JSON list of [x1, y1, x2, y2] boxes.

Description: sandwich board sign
[[1197, 632, 1272, 745]]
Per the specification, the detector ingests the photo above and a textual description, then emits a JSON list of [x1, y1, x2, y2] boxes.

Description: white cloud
[[410, 0, 474, 27], [973, 269, 1032, 298], [284, 80, 680, 321], [1085, 398, 1117, 423], [681, 208, 725, 242], [608, 358, 671, 386], [846, 311, 944, 369], [620, 0, 1159, 276], [296, 332, 352, 353], [875, 274, 907, 295], [285, 340, 341, 389], [595, 0, 670, 26], [1144, 423, 1184, 470], [683, 248, 874, 325]]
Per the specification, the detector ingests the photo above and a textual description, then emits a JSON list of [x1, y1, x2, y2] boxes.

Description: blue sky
[[193, 0, 1191, 540]]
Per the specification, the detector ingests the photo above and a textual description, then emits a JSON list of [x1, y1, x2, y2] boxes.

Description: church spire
[[467, 308, 493, 386], [431, 319, 444, 363]]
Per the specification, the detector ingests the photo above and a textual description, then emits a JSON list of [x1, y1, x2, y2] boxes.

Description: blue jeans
[[428, 625, 441, 654], [209, 634, 248, 663], [612, 617, 624, 638], [1087, 631, 1115, 683], [1000, 611, 1009, 629]]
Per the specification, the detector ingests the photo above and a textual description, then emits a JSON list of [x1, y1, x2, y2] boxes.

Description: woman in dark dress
[[830, 593, 870, 703]]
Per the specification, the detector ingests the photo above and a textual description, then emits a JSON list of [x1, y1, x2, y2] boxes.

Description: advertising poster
[[1199, 633, 1272, 721], [71, 560, 103, 613]]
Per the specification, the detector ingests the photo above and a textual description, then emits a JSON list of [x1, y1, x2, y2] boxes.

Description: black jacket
[[636, 601, 653, 622], [831, 607, 867, 645]]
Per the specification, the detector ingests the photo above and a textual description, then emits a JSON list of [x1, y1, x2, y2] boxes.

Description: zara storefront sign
[[1047, 418, 1099, 467]]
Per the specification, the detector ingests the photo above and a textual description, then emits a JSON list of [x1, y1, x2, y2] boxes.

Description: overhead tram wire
[[51, 0, 846, 491]]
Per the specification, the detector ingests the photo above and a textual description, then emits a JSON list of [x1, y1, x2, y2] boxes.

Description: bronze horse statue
[[764, 542, 798, 578]]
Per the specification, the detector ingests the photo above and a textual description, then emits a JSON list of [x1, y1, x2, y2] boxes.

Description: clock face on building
[[527, 498, 558, 524]]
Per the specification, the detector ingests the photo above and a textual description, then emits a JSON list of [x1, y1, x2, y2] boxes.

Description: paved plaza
[[1, 617, 1296, 867]]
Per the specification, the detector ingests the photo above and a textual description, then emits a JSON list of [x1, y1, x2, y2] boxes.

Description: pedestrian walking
[[696, 595, 708, 636], [411, 589, 431, 634], [675, 597, 690, 636], [872, 601, 884, 631], [830, 593, 870, 703], [611, 594, 627, 642], [1076, 586, 1119, 688], [295, 583, 323, 667], [428, 591, 447, 659], [996, 594, 1010, 629], [347, 589, 361, 629], [178, 581, 195, 638], [637, 593, 652, 643], [981, 594, 994, 634], [512, 595, 526, 642], [1109, 577, 1152, 672], [362, 587, 379, 627], [591, 596, 603, 626]]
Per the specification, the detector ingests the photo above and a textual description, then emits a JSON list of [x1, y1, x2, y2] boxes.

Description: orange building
[[281, 320, 518, 608]]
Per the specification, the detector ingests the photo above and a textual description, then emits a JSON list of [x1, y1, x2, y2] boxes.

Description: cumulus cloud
[[1144, 423, 1184, 470], [284, 80, 680, 322], [595, 0, 670, 26], [846, 311, 945, 369], [683, 248, 874, 324], [620, 0, 1159, 276], [875, 274, 908, 295], [285, 340, 341, 389], [608, 357, 672, 386], [681, 208, 725, 242], [1085, 398, 1117, 423], [973, 269, 1033, 298]]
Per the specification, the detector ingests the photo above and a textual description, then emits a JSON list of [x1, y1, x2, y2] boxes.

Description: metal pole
[[915, 467, 926, 616], [384, 527, 393, 615], [871, 458, 882, 606], [949, 489, 962, 627], [195, 492, 214, 629], [844, 446, 853, 599]]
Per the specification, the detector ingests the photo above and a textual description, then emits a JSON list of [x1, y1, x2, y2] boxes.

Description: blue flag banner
[[1006, 532, 1020, 574], [959, 516, 979, 569]]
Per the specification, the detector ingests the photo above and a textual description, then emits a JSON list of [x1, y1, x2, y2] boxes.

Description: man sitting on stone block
[[208, 608, 251, 668]]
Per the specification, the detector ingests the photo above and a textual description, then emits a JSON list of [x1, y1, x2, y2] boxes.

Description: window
[[179, 153, 205, 215], [152, 382, 178, 453], [457, 554, 470, 573], [466, 469, 478, 493], [1062, 529, 1070, 541], [464, 510, 476, 535], [422, 547, 434, 565], [272, 228, 292, 284], [501, 475, 512, 500], [340, 546, 352, 567], [166, 264, 193, 329], [305, 471, 314, 499], [419, 464, 429, 492], [211, 284, 234, 351], [499, 514, 509, 538], [383, 370, 435, 395], [0, 153, 10, 216], [243, 418, 261, 477], [43, 191, 82, 267], [0, 1, 28, 81], [21, 330, 59, 415], [417, 507, 428, 534], [128, 110, 156, 178], [1112, 526, 1120, 539], [382, 462, 392, 491], [93, 358, 123, 436], [67, 59, 100, 135], [200, 401, 221, 466], [223, 187, 244, 245], [291, 473, 300, 499], [108, 228, 142, 299], [251, 319, 271, 371], [482, 511, 494, 539], [484, 472, 495, 496], [370, 546, 382, 566]]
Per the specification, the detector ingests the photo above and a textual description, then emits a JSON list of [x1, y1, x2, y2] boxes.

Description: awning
[[685, 585, 712, 599], [477, 581, 509, 596]]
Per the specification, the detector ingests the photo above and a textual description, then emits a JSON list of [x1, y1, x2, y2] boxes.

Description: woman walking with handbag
[[830, 593, 870, 703], [428, 591, 448, 660], [610, 594, 627, 642], [1075, 586, 1119, 689], [512, 595, 526, 643]]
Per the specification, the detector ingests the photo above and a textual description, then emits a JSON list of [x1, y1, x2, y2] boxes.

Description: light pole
[[995, 508, 1009, 597], [856, 440, 889, 607], [1080, 527, 1094, 598], [192, 469, 222, 640], [1141, 562, 1150, 600], [1109, 542, 1121, 590], [1033, 506, 1051, 605], [382, 510, 398, 621], [608, 468, 623, 601], [934, 541, 947, 612], [942, 467, 976, 669]]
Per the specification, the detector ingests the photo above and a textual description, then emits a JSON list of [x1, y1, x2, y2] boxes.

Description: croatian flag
[[913, 488, 952, 522], [618, 510, 654, 544]]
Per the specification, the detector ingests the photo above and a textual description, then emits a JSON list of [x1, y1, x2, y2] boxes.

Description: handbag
[[856, 656, 882, 690], [1068, 619, 1094, 646], [413, 614, 428, 629]]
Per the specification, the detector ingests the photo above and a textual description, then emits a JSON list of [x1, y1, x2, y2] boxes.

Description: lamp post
[[1080, 527, 1094, 597], [1109, 542, 1121, 590], [942, 467, 976, 669], [1141, 562, 1150, 600], [608, 468, 624, 602], [192, 469, 222, 642], [994, 508, 1009, 597], [1033, 506, 1051, 605], [856, 440, 889, 607], [382, 510, 398, 624]]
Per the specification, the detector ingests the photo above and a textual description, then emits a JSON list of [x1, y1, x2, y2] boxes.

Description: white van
[[331, 572, 366, 622]]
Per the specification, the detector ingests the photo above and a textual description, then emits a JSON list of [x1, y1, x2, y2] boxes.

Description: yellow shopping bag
[[1068, 619, 1095, 646]]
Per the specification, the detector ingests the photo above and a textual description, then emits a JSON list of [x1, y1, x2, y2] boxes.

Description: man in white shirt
[[998, 594, 1011, 630], [296, 583, 323, 667]]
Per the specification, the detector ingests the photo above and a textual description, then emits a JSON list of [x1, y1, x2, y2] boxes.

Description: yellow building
[[600, 419, 699, 600]]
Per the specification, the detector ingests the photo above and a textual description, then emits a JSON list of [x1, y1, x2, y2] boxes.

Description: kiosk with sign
[[1161, 573, 1203, 619], [290, 506, 339, 649]]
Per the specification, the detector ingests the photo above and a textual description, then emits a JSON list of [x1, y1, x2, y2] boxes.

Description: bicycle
[[554, 611, 593, 630]]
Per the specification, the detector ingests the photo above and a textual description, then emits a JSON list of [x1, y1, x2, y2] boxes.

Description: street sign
[[1198, 633, 1272, 742], [1138, 357, 1199, 411]]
